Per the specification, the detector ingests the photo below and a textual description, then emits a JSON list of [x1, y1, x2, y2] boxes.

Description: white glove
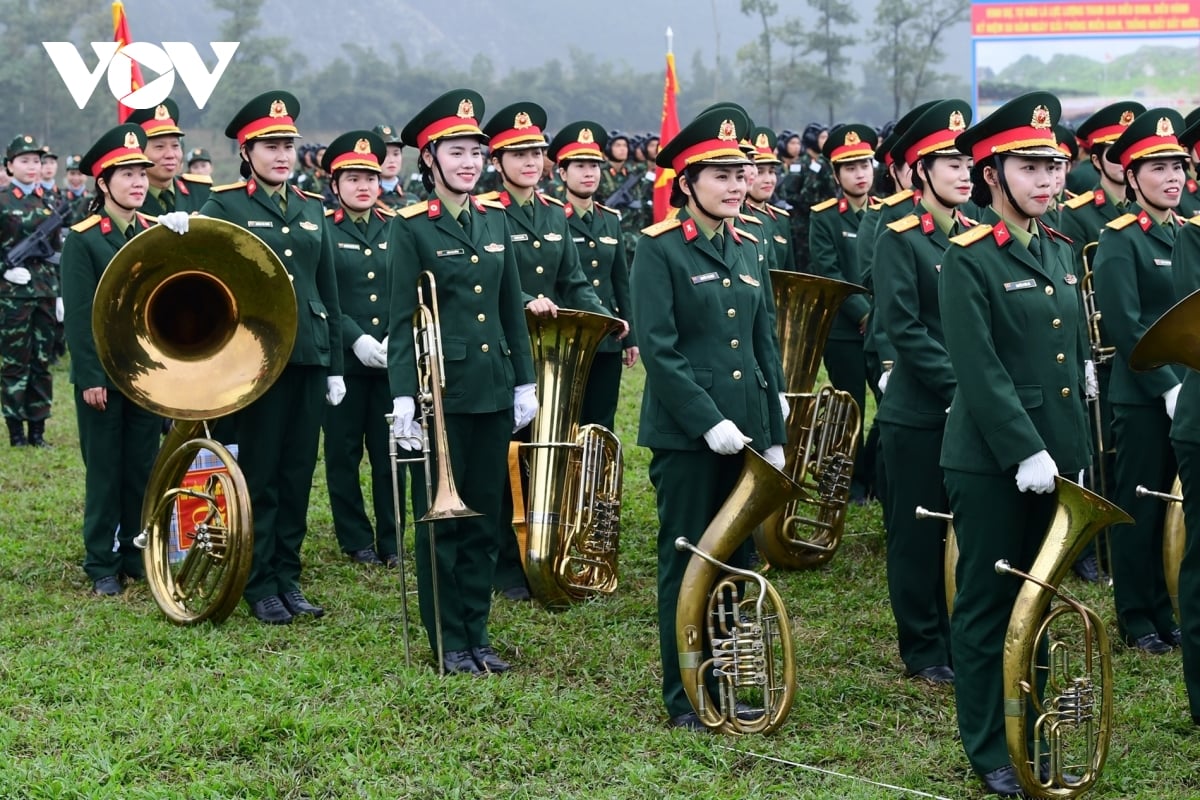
[[1015, 449, 1058, 494], [156, 212, 190, 234], [352, 334, 388, 369], [778, 392, 790, 419], [1084, 360, 1098, 400], [1164, 384, 1182, 420], [325, 376, 346, 406], [391, 396, 421, 450], [763, 444, 786, 470], [55, 297, 64, 323], [703, 419, 752, 455], [513, 382, 538, 432], [3, 267, 31, 285], [878, 369, 891, 394]]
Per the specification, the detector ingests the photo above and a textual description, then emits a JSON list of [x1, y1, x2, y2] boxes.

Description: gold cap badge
[[354, 138, 372, 155], [1157, 117, 1175, 137], [755, 132, 770, 148], [124, 131, 139, 148], [844, 131, 861, 146], [1119, 110, 1135, 126], [578, 127, 594, 144], [1031, 105, 1051, 129], [718, 119, 737, 141], [948, 110, 966, 132], [457, 99, 474, 119], [514, 111, 532, 129], [269, 99, 288, 118], [154, 104, 170, 120]]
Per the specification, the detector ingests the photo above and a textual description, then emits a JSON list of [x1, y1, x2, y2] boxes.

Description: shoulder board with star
[[1106, 213, 1138, 231], [738, 212, 764, 226], [641, 218, 682, 238], [1040, 222, 1073, 244], [880, 189, 914, 207], [811, 197, 838, 213], [70, 214, 102, 233], [477, 198, 506, 210], [540, 194, 564, 207], [324, 208, 335, 217], [301, 190, 324, 201], [767, 203, 790, 218], [1188, 214, 1200, 227], [949, 224, 993, 247], [1064, 191, 1094, 210], [596, 202, 620, 216], [397, 201, 428, 219], [180, 173, 212, 185], [732, 227, 758, 244], [886, 214, 921, 234], [475, 190, 500, 203], [212, 181, 247, 193]]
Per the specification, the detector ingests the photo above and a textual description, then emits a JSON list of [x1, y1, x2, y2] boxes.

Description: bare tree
[[870, 0, 971, 119]]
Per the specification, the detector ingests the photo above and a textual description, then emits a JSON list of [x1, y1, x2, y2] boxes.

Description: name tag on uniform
[[484, 242, 505, 253], [1154, 258, 1172, 267], [691, 272, 719, 284], [841, 231, 857, 238], [436, 248, 465, 257], [573, 236, 586, 243], [247, 220, 273, 228], [510, 233, 529, 242], [1004, 278, 1037, 292], [337, 242, 361, 250], [299, 221, 320, 231], [599, 236, 619, 245], [739, 273, 761, 287], [543, 232, 562, 242]]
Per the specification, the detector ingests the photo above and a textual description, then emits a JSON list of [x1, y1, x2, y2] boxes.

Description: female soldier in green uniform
[[318, 130, 400, 568], [939, 92, 1091, 797], [873, 99, 973, 685], [744, 127, 796, 272], [1092, 108, 1188, 654], [387, 90, 537, 675], [60, 124, 162, 596], [631, 105, 785, 729], [199, 91, 345, 625]]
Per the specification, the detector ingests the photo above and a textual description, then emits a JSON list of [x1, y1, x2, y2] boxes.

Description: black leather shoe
[[979, 765, 1024, 797], [92, 575, 123, 596], [441, 649, 483, 675], [279, 590, 324, 618], [1164, 628, 1184, 648], [909, 665, 955, 684], [1126, 632, 1172, 655], [471, 646, 511, 673], [669, 711, 710, 732], [249, 595, 293, 625], [348, 548, 383, 566], [500, 585, 532, 601], [382, 553, 399, 569], [1072, 552, 1102, 583]]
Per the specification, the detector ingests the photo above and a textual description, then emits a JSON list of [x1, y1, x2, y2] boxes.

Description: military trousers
[[323, 371, 399, 557], [879, 422, 951, 673], [0, 297, 55, 421], [412, 408, 511, 654], [1110, 402, 1178, 640], [75, 386, 161, 581], [579, 350, 623, 431], [493, 425, 532, 595], [1170, 439, 1200, 720]]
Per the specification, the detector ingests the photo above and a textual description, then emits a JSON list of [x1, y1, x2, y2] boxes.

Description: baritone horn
[[995, 477, 1131, 799], [754, 271, 865, 570], [93, 219, 297, 625], [675, 448, 804, 734], [517, 309, 624, 608]]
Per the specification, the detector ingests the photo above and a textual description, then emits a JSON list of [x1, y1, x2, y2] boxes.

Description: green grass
[[0, 360, 1196, 799]]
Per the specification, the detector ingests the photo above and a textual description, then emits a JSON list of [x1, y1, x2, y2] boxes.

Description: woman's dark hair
[[969, 157, 996, 207], [239, 139, 257, 179], [670, 164, 708, 208], [1124, 162, 1139, 203], [910, 160, 925, 192], [418, 143, 436, 192], [86, 167, 115, 215]]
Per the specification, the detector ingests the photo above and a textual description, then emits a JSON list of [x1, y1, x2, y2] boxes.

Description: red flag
[[112, 1, 144, 122], [652, 50, 681, 223]]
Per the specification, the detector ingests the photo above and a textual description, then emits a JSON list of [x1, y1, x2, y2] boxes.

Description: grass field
[[0, 361, 1197, 799]]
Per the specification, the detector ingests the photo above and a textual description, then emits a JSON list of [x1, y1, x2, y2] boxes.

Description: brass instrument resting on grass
[[93, 219, 296, 625], [754, 271, 865, 570], [517, 309, 624, 608], [675, 448, 804, 734], [995, 477, 1131, 799]]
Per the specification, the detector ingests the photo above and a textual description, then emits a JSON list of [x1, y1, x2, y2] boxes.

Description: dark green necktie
[[1028, 233, 1042, 261], [714, 233, 726, 257], [355, 218, 368, 236], [275, 192, 286, 214], [124, 222, 136, 241], [160, 190, 175, 213], [582, 210, 593, 226], [459, 209, 472, 235], [521, 202, 534, 221], [1164, 220, 1177, 242]]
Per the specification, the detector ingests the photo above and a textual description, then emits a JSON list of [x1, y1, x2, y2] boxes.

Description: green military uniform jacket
[[376, 180, 409, 211], [61, 211, 154, 387], [873, 207, 960, 428], [1066, 159, 1099, 196], [631, 209, 786, 452], [809, 195, 872, 340], [1172, 217, 1200, 444], [939, 208, 1091, 475], [63, 187, 94, 225], [860, 190, 923, 369], [1180, 177, 1200, 218], [480, 189, 610, 317], [1059, 187, 1125, 269], [747, 201, 795, 271], [0, 184, 61, 299], [386, 195, 535, 411], [1092, 205, 1185, 407], [565, 201, 635, 354], [325, 206, 394, 375], [140, 174, 212, 216], [200, 179, 344, 373]]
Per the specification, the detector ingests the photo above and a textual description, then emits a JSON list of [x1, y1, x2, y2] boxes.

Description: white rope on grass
[[716, 745, 957, 800]]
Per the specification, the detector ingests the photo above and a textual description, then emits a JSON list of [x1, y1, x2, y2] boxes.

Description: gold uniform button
[[470, 255, 479, 264], [364, 248, 372, 256], [474, 285, 483, 294], [1061, 387, 1071, 398], [732, 370, 743, 380], [477, 313, 486, 322], [730, 339, 739, 349], [371, 317, 380, 326], [589, 241, 596, 248], [1044, 285, 1054, 296], [369, 294, 377, 302], [591, 260, 599, 267], [1051, 318, 1062, 328], [367, 271, 375, 279], [1056, 353, 1065, 363], [481, 343, 490, 353], [592, 279, 600, 286], [535, 266, 544, 274], [533, 240, 541, 249], [722, 278, 731, 287], [727, 308, 736, 318], [283, 249, 293, 257], [281, 226, 290, 234]]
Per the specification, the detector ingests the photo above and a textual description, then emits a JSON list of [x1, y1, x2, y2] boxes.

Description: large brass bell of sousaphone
[[93, 218, 297, 624]]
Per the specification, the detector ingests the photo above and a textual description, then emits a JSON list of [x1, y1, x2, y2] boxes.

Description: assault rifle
[[3, 198, 71, 269], [603, 169, 644, 213]]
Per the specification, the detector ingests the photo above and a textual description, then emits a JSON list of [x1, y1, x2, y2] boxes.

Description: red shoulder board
[[247, 179, 258, 196], [1039, 221, 1073, 244], [727, 221, 741, 244], [837, 197, 849, 213], [333, 209, 345, 224], [99, 217, 112, 234], [34, 186, 44, 198], [10, 187, 23, 200], [920, 213, 935, 235], [681, 217, 699, 242], [992, 220, 1011, 247], [428, 199, 442, 219], [1094, 189, 1106, 207], [564, 204, 573, 219], [497, 191, 513, 208], [175, 177, 189, 196], [1137, 211, 1153, 231]]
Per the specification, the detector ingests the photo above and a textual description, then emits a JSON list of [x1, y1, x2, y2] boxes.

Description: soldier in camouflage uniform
[[780, 122, 836, 272], [62, 155, 93, 225], [598, 130, 648, 264], [0, 135, 65, 446], [39, 147, 61, 201]]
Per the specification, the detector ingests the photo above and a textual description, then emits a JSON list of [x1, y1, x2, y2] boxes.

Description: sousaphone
[[93, 218, 297, 625]]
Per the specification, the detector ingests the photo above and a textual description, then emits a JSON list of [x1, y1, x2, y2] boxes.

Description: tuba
[[93, 219, 297, 625], [995, 477, 1132, 799], [753, 271, 865, 570], [518, 309, 624, 608], [675, 448, 804, 734]]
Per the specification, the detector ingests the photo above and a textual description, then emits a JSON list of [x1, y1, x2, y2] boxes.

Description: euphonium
[[995, 477, 1132, 799], [93, 219, 297, 625], [675, 448, 804, 734], [754, 271, 865, 570], [519, 309, 624, 608], [1136, 479, 1187, 619]]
